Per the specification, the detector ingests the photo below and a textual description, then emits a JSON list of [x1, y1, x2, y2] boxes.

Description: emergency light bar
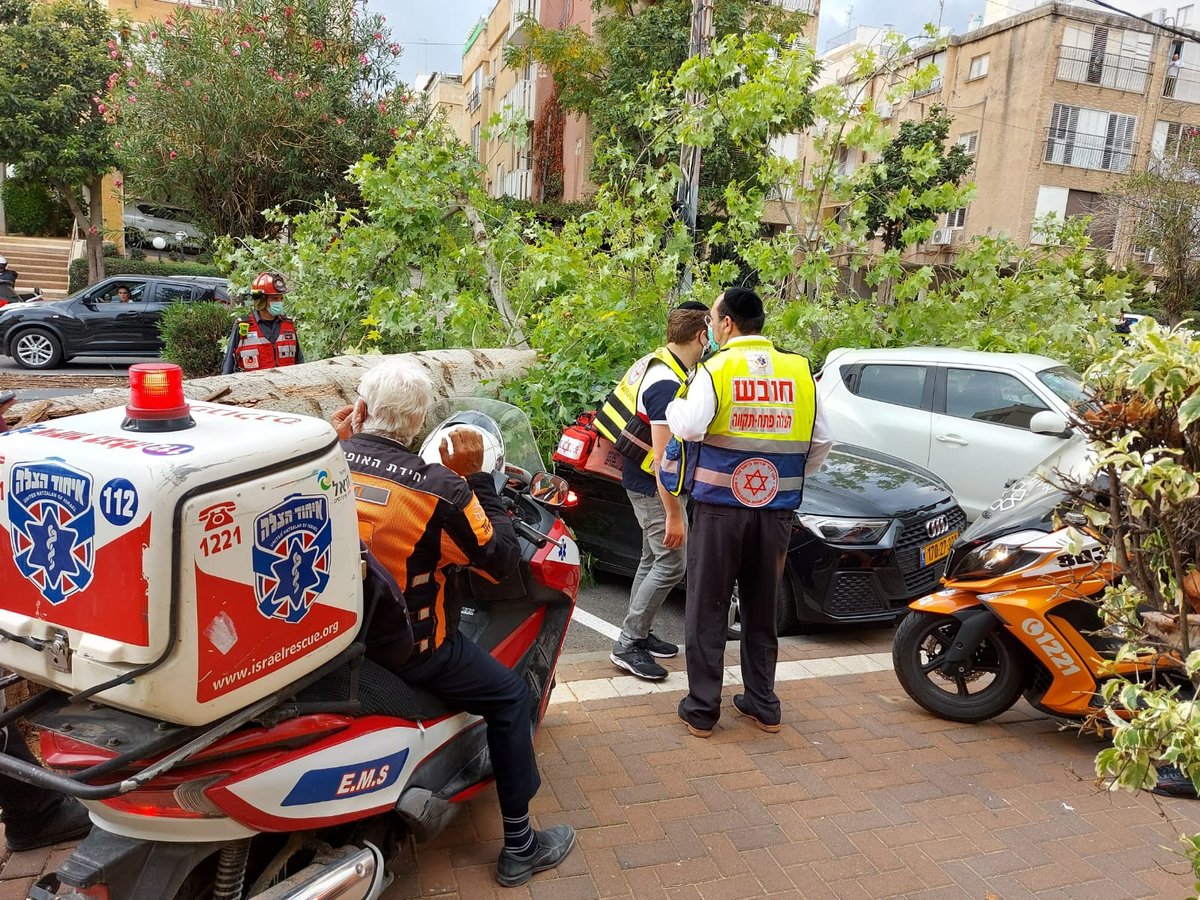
[[122, 362, 194, 432]]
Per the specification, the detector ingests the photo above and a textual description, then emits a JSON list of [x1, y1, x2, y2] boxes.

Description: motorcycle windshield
[[438, 397, 546, 476], [963, 474, 1064, 543]]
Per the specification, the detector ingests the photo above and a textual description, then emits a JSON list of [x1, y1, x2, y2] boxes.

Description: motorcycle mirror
[[1030, 410, 1071, 438], [529, 472, 570, 507]]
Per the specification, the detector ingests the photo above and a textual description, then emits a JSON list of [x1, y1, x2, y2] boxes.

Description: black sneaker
[[496, 824, 577, 887], [644, 632, 679, 658], [610, 644, 668, 681], [1153, 765, 1199, 798], [6, 797, 92, 852]]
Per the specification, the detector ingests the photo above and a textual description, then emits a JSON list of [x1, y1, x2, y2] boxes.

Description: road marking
[[570, 606, 623, 641], [549, 651, 894, 705]]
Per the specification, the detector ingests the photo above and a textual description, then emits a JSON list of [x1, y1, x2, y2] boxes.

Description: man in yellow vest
[[666, 287, 833, 736], [593, 302, 710, 680]]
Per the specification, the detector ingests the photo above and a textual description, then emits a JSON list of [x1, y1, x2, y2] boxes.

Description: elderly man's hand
[[439, 426, 485, 477], [331, 404, 355, 441]]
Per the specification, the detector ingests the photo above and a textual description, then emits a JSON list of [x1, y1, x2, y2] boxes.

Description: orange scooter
[[892, 473, 1183, 724]]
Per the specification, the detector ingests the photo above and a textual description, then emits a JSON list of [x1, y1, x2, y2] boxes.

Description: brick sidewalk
[[396, 665, 1200, 900], [5, 632, 1200, 899]]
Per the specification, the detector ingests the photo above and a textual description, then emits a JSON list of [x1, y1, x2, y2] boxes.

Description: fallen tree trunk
[[4, 349, 537, 428]]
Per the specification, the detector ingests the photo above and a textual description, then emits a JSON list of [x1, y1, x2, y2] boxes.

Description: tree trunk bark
[[57, 178, 107, 285], [3, 348, 537, 428]]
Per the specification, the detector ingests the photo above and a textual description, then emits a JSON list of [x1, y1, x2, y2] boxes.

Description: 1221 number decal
[[201, 526, 242, 557]]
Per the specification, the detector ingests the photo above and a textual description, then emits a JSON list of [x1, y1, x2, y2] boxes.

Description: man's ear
[[351, 398, 367, 432]]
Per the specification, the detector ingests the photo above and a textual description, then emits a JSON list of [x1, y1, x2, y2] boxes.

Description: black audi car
[[0, 274, 231, 370], [554, 431, 966, 634]]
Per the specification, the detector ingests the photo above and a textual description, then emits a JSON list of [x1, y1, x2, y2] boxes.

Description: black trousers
[[0, 726, 61, 829], [680, 502, 793, 730], [401, 632, 540, 818]]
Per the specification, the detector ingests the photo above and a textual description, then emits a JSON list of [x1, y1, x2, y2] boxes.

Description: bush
[[158, 301, 233, 377], [2, 178, 72, 236], [68, 257, 223, 293], [102, 241, 119, 258]]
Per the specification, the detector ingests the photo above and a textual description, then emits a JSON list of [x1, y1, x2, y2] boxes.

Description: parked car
[[816, 348, 1088, 520], [0, 275, 230, 369], [123, 201, 207, 252], [554, 423, 966, 635]]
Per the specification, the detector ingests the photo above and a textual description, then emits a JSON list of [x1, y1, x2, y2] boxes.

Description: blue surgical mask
[[268, 301, 285, 316], [706, 325, 719, 353]]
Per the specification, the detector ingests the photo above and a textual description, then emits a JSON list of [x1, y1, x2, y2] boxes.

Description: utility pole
[[674, 0, 715, 296]]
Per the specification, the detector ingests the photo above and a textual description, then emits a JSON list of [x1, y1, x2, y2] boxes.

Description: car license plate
[[921, 531, 959, 567]]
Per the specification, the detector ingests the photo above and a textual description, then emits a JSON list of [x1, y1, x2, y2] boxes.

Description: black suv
[[0, 275, 230, 369]]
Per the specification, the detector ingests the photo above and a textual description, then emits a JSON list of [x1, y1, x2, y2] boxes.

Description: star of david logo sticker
[[263, 536, 324, 621], [731, 458, 780, 508], [8, 460, 96, 605]]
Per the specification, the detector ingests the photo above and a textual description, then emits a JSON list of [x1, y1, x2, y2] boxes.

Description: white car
[[816, 348, 1088, 520], [123, 201, 207, 252]]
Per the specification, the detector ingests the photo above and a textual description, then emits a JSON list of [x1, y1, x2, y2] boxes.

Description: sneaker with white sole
[[610, 643, 668, 680], [644, 632, 679, 658]]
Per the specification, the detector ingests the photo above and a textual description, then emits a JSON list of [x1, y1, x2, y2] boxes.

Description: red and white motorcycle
[[0, 370, 579, 900]]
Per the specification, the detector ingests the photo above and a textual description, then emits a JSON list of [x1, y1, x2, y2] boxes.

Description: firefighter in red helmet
[[221, 273, 304, 374]]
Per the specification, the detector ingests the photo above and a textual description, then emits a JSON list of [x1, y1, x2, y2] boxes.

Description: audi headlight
[[797, 514, 891, 544], [944, 530, 1047, 581]]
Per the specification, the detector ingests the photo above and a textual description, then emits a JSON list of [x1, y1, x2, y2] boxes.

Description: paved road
[[0, 355, 157, 378]]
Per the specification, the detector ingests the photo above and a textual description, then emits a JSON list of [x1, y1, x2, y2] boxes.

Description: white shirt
[[665, 336, 834, 476]]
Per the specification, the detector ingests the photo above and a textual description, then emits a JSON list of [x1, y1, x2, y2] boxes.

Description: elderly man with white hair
[[335, 360, 576, 887]]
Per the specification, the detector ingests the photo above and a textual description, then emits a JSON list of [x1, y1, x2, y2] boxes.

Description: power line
[[1086, 0, 1200, 41]]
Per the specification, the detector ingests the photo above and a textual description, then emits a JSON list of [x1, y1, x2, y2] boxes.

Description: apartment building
[[809, 2, 1200, 262], [421, 73, 469, 144], [460, 0, 539, 201]]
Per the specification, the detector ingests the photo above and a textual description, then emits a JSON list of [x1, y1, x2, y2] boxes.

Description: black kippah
[[721, 286, 763, 319], [674, 300, 710, 312]]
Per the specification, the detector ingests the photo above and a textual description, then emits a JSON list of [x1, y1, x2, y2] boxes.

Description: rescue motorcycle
[[892, 464, 1184, 724], [0, 377, 580, 900]]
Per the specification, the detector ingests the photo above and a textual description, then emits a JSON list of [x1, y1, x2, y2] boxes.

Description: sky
[[375, 0, 987, 87]]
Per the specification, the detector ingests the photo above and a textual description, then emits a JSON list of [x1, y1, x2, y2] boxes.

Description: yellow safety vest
[[691, 337, 817, 510], [593, 348, 688, 478]]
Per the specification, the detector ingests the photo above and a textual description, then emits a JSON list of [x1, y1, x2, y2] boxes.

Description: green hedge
[[158, 301, 234, 378], [2, 179, 72, 236], [68, 258, 224, 293], [494, 196, 595, 225]]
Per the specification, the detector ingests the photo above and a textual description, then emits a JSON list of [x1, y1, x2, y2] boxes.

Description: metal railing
[[1043, 126, 1135, 172], [913, 75, 944, 98], [771, 0, 817, 12], [1056, 45, 1150, 94], [503, 169, 533, 200], [501, 79, 535, 123], [510, 0, 535, 42], [1162, 67, 1200, 102], [466, 88, 481, 113]]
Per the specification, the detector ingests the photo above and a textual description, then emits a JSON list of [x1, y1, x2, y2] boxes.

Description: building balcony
[[771, 0, 817, 13], [912, 76, 944, 98], [510, 0, 535, 47], [1043, 127, 1134, 173], [1162, 67, 1200, 103], [466, 87, 482, 113], [501, 79, 536, 123], [504, 169, 533, 200], [1056, 45, 1150, 94]]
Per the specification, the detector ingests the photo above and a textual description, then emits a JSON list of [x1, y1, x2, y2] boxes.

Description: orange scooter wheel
[[893, 610, 1027, 723]]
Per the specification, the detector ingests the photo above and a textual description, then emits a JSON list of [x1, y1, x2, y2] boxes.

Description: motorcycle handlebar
[[513, 517, 553, 548]]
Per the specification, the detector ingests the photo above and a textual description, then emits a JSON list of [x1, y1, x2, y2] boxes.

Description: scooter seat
[[297, 657, 454, 722]]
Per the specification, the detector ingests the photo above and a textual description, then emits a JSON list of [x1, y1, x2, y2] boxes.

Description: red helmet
[[252, 272, 288, 296]]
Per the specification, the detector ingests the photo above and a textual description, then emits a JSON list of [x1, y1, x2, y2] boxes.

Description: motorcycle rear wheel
[[893, 611, 1025, 723]]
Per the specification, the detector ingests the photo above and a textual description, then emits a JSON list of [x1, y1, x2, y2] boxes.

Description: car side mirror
[[1030, 410, 1071, 438]]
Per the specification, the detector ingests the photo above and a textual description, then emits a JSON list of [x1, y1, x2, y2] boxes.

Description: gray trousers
[[679, 501, 792, 730], [615, 490, 688, 650]]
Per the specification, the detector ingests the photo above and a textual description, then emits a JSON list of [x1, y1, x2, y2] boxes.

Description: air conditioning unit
[[485, 75, 496, 90], [1146, 248, 1159, 264], [929, 227, 953, 245]]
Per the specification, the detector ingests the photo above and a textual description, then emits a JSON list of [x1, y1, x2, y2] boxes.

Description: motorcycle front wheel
[[893, 611, 1026, 723]]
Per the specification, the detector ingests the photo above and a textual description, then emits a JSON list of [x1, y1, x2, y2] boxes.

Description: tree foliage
[[1105, 143, 1200, 325], [221, 32, 1129, 448], [861, 105, 974, 252], [0, 0, 117, 283], [506, 0, 813, 211], [106, 0, 424, 239]]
